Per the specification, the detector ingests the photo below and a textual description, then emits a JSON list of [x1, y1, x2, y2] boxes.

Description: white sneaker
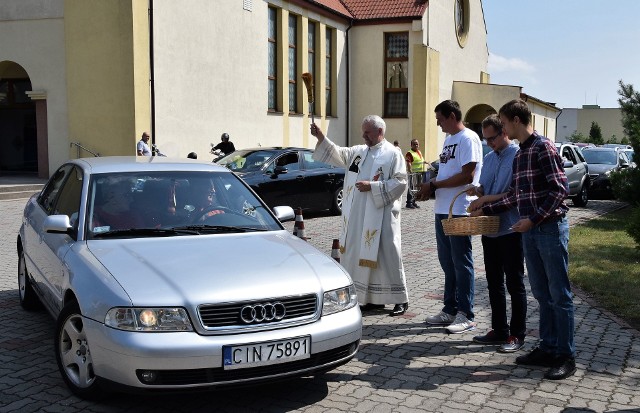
[[425, 311, 456, 326], [446, 312, 477, 334]]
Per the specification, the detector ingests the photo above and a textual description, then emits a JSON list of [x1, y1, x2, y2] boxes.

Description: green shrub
[[627, 207, 640, 249], [610, 167, 640, 206]]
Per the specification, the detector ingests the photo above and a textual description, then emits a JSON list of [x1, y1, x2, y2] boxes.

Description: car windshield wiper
[[92, 228, 200, 238], [170, 225, 268, 233]]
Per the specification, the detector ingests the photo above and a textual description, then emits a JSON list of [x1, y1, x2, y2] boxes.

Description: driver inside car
[[186, 178, 226, 222]]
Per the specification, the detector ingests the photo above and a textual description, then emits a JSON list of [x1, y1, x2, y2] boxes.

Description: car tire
[[18, 250, 41, 311], [55, 301, 103, 399], [331, 188, 343, 215], [571, 184, 588, 207]]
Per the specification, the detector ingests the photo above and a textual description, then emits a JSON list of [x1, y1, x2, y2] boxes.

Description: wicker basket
[[442, 189, 500, 236]]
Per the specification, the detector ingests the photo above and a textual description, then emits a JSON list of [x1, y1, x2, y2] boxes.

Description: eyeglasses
[[483, 133, 500, 143]]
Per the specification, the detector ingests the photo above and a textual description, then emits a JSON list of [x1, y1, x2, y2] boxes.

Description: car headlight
[[322, 285, 357, 316], [105, 307, 193, 331]]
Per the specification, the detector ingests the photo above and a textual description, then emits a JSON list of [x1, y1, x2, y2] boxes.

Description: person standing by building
[[214, 132, 236, 155], [416, 99, 482, 334], [471, 99, 575, 380], [137, 132, 151, 156], [468, 114, 527, 353], [405, 139, 426, 209], [310, 115, 409, 316]]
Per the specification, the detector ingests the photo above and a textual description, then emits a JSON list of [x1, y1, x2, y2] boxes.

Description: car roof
[[70, 156, 229, 174], [234, 147, 311, 152]]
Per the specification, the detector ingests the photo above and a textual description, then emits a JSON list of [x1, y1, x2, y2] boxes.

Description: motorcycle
[[210, 143, 226, 163], [152, 144, 167, 157]]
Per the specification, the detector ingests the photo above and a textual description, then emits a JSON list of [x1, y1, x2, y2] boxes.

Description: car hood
[[86, 231, 350, 306], [588, 164, 616, 174]]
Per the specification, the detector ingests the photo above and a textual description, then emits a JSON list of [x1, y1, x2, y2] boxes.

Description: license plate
[[223, 336, 311, 370]]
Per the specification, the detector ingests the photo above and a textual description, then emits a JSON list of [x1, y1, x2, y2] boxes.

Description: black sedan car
[[217, 147, 344, 214], [581, 147, 632, 198]]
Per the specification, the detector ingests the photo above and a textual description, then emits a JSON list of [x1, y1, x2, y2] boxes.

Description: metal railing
[[70, 142, 100, 158]]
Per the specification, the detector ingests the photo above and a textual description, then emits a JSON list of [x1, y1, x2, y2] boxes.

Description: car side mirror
[[274, 165, 288, 175], [272, 206, 295, 222], [563, 160, 575, 168], [620, 161, 629, 168], [44, 214, 73, 235]]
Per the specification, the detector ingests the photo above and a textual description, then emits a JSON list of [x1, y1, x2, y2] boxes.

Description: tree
[[588, 121, 604, 145], [618, 81, 640, 151], [567, 131, 587, 143]]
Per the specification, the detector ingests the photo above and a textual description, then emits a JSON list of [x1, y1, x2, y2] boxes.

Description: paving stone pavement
[[1, 195, 639, 413]]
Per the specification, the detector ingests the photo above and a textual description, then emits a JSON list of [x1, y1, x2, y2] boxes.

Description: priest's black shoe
[[359, 303, 385, 311], [544, 356, 576, 380], [389, 303, 408, 316]]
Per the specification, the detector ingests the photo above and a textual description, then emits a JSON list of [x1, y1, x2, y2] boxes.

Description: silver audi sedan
[[17, 156, 361, 398]]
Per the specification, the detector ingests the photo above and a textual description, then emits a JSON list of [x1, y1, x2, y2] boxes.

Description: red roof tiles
[[306, 0, 428, 21]]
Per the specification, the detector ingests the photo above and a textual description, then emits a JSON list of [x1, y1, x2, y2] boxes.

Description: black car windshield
[[217, 149, 279, 172], [86, 171, 282, 239], [582, 150, 617, 165]]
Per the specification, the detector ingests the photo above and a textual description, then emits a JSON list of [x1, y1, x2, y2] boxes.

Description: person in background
[[214, 133, 236, 155], [416, 99, 483, 334], [137, 132, 151, 156], [187, 152, 198, 159], [405, 139, 426, 209], [471, 99, 575, 380], [311, 115, 409, 316], [468, 114, 527, 353]]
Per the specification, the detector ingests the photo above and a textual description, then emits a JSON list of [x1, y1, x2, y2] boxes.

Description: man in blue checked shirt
[[467, 114, 526, 354], [471, 99, 575, 380]]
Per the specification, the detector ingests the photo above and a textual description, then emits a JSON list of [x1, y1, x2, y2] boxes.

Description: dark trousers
[[481, 232, 527, 339]]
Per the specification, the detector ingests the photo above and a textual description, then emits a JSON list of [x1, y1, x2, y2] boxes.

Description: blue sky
[[482, 1, 640, 109]]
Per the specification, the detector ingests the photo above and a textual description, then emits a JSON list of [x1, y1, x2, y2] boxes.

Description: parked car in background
[[581, 147, 632, 198], [602, 143, 633, 150], [621, 149, 636, 167], [17, 157, 361, 398], [573, 142, 596, 149], [217, 148, 345, 214], [555, 143, 590, 207]]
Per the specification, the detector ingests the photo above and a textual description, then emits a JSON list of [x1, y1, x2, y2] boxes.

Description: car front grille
[[198, 294, 318, 329], [136, 341, 358, 386]]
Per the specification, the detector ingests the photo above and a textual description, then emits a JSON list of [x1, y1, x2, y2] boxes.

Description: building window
[[267, 7, 277, 111], [325, 28, 333, 116], [288, 14, 298, 113], [308, 21, 316, 116], [454, 0, 470, 47], [384, 32, 408, 118]]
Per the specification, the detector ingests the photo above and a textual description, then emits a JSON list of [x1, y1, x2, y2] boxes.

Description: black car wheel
[[331, 188, 343, 215], [18, 250, 41, 311], [571, 184, 588, 207], [55, 302, 102, 399]]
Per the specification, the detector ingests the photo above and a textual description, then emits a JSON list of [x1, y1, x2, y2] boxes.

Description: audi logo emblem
[[240, 302, 286, 324]]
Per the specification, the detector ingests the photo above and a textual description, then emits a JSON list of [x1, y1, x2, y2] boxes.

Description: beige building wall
[[64, 0, 150, 159], [577, 108, 625, 142], [152, 0, 348, 158], [0, 0, 68, 175]]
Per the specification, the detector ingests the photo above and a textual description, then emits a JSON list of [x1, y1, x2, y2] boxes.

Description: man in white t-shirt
[[416, 99, 482, 334], [137, 132, 151, 156]]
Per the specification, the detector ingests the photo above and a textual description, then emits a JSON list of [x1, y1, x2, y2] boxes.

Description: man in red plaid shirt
[[471, 99, 576, 380]]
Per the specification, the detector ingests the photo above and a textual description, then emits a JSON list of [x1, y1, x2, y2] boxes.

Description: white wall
[[0, 0, 69, 174]]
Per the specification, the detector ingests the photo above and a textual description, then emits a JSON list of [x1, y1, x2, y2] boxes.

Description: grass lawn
[[569, 205, 640, 331]]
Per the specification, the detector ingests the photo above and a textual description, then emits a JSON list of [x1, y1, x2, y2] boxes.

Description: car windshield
[[217, 149, 279, 172], [582, 150, 617, 165], [86, 171, 281, 239]]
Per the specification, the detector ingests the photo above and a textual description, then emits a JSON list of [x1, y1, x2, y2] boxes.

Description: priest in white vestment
[[311, 115, 410, 316]]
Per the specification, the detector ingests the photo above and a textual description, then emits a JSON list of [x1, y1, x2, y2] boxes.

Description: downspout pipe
[[149, 0, 156, 146], [345, 19, 353, 146]]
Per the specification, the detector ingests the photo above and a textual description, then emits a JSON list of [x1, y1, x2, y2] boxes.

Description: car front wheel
[[331, 188, 343, 215], [571, 184, 588, 207], [18, 250, 41, 310], [55, 302, 102, 399]]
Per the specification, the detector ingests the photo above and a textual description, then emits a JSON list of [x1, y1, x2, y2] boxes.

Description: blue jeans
[[435, 214, 475, 320], [522, 216, 575, 357]]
